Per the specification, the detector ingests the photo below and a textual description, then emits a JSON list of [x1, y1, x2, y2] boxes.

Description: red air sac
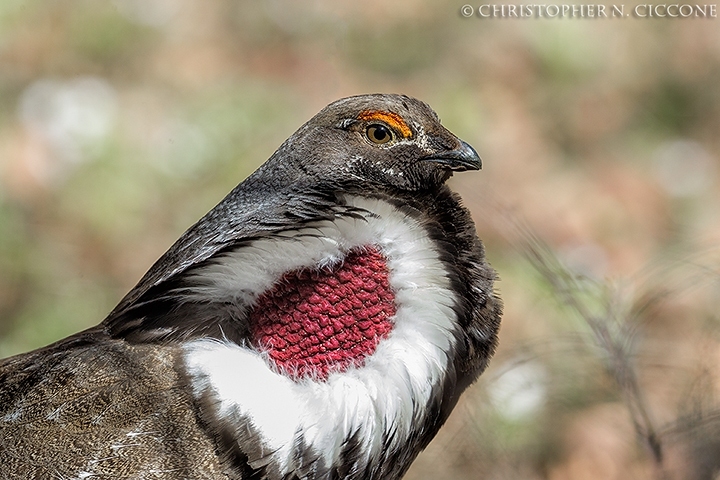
[[249, 246, 396, 380]]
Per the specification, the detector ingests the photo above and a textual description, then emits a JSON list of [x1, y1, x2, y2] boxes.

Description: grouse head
[[0, 94, 502, 480], [267, 94, 481, 193]]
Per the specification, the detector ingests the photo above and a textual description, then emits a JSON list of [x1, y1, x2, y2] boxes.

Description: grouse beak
[[421, 140, 482, 171]]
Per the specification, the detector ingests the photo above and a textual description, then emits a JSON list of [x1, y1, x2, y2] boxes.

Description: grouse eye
[[366, 124, 393, 145]]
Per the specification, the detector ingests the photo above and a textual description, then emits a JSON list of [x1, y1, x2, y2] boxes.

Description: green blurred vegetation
[[1, 1, 719, 478]]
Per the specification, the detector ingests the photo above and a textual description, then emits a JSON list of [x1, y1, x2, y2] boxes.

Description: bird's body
[[0, 336, 227, 478], [0, 94, 501, 479]]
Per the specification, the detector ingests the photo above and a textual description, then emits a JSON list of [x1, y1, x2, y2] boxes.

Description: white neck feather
[[182, 196, 458, 474]]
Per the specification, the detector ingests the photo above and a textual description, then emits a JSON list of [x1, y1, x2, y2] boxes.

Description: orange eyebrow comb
[[358, 110, 413, 139]]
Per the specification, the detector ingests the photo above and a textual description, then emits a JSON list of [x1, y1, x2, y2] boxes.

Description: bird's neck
[[181, 195, 461, 479]]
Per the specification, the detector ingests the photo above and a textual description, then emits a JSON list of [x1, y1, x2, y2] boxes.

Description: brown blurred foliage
[[1, 1, 719, 478]]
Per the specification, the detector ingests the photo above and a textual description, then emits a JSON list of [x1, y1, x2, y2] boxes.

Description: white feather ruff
[[182, 196, 458, 473]]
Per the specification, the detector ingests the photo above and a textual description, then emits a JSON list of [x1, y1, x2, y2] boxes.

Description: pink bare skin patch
[[249, 246, 396, 380]]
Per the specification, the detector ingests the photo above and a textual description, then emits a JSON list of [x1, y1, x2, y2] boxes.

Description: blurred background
[[1, 1, 719, 478]]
